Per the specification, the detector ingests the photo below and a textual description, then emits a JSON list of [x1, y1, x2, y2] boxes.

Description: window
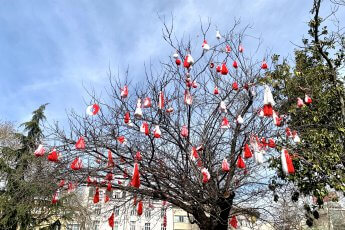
[[113, 191, 121, 199], [89, 187, 95, 197], [145, 209, 151, 218], [66, 224, 80, 230], [114, 206, 120, 216], [122, 191, 126, 198], [160, 208, 165, 218], [161, 223, 166, 230], [174, 215, 188, 223], [95, 206, 101, 215], [130, 221, 136, 230], [114, 221, 119, 230], [131, 207, 136, 216], [144, 223, 150, 230], [92, 221, 100, 230]]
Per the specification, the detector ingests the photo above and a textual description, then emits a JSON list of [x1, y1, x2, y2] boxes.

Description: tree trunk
[[195, 192, 235, 230]]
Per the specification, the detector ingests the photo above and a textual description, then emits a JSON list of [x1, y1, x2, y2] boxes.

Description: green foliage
[[267, 1, 345, 207], [0, 105, 79, 229]]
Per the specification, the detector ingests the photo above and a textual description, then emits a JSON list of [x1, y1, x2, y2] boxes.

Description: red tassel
[[181, 125, 188, 138], [222, 158, 230, 172], [158, 91, 164, 109], [261, 61, 268, 69], [216, 65, 221, 72], [70, 157, 82, 170], [183, 54, 194, 68], [305, 94, 312, 104], [232, 82, 239, 90], [191, 146, 199, 161], [263, 104, 273, 117], [93, 187, 100, 204], [107, 182, 112, 191], [104, 194, 110, 203], [92, 187, 100, 204], [285, 150, 295, 174], [34, 144, 45, 157], [131, 163, 140, 188], [201, 168, 210, 183], [221, 63, 229, 75], [140, 122, 150, 136], [225, 45, 231, 53], [237, 156, 246, 169], [213, 86, 219, 95], [86, 104, 100, 115], [239, 45, 244, 53], [297, 97, 305, 108], [117, 136, 126, 144], [268, 138, 276, 148], [202, 40, 210, 51], [58, 179, 65, 188], [47, 149, 59, 162], [75, 136, 85, 150], [281, 149, 295, 174], [184, 89, 193, 105], [153, 125, 161, 138], [197, 159, 203, 168], [285, 127, 292, 137], [68, 182, 75, 193], [108, 213, 114, 227], [232, 60, 238, 69], [244, 144, 252, 159], [137, 200, 143, 216], [175, 59, 181, 66], [221, 117, 230, 129], [273, 111, 283, 126], [87, 176, 93, 186], [143, 97, 152, 108], [106, 172, 113, 181], [121, 86, 128, 98], [166, 107, 174, 113], [135, 151, 142, 161], [261, 137, 267, 148], [124, 112, 130, 124], [52, 192, 59, 204], [108, 150, 114, 167], [229, 216, 238, 228], [183, 56, 190, 68]]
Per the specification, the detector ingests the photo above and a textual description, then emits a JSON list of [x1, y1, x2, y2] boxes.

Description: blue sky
[[0, 0, 343, 126]]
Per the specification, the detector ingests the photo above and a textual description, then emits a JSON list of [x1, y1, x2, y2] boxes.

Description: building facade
[[64, 186, 200, 230]]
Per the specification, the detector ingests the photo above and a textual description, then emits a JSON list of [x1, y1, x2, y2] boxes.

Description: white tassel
[[281, 149, 288, 174], [202, 40, 210, 51], [216, 30, 221, 40], [219, 101, 227, 113], [263, 85, 275, 106], [237, 115, 244, 124], [134, 99, 143, 118], [254, 150, 264, 164]]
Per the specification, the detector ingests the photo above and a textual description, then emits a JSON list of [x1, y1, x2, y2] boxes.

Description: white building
[[66, 186, 175, 230]]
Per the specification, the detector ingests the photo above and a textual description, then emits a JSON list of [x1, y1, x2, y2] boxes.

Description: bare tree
[[48, 20, 300, 230]]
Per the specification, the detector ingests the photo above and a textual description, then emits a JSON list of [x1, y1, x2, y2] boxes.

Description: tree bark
[[195, 192, 235, 230]]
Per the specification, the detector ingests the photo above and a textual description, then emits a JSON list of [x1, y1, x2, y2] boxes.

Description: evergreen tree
[[0, 105, 87, 229]]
